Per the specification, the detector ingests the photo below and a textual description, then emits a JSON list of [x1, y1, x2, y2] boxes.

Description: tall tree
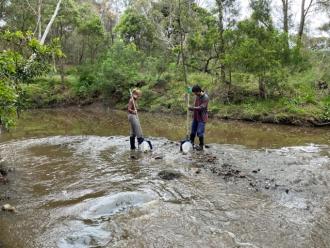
[[115, 8, 155, 53], [280, 0, 292, 62], [51, 0, 80, 83], [215, 0, 238, 84], [250, 0, 273, 30], [96, 0, 120, 45], [281, 0, 290, 34], [298, 0, 315, 41], [177, 0, 190, 87], [40, 0, 62, 44], [77, 12, 105, 63], [187, 5, 218, 74]]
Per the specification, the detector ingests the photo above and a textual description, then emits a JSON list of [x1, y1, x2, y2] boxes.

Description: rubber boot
[[196, 137, 204, 151], [130, 136, 136, 150], [190, 134, 196, 145], [137, 137, 144, 145]]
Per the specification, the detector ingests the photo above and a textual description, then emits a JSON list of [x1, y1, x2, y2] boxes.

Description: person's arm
[[128, 98, 136, 114], [190, 96, 209, 111], [192, 101, 207, 110]]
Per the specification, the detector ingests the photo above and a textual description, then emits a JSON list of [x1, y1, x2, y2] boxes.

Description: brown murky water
[[0, 107, 329, 248]]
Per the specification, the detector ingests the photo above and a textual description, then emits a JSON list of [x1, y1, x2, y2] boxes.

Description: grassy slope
[[23, 68, 329, 127]]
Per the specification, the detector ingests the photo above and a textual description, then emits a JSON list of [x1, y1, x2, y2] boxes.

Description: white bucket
[[181, 141, 193, 154], [139, 140, 152, 152]]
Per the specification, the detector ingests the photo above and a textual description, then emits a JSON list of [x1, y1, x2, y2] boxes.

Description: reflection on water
[[1, 106, 329, 148], [0, 107, 329, 248]]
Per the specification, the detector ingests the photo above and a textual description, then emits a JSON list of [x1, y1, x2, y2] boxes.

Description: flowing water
[[0, 106, 329, 248]]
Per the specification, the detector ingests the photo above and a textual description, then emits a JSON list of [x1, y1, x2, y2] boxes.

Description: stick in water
[[186, 92, 190, 139]]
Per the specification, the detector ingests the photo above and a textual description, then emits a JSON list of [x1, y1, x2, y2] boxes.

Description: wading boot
[[130, 136, 136, 150], [190, 134, 196, 147], [195, 137, 204, 151], [137, 137, 144, 145]]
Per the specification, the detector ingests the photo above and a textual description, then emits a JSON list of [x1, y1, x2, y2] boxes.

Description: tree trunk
[[216, 0, 226, 84], [52, 53, 57, 72], [37, 0, 42, 40], [178, 0, 188, 87], [60, 58, 65, 87], [259, 77, 267, 99], [298, 0, 306, 40], [59, 21, 65, 87], [281, 0, 290, 62], [225, 69, 232, 104], [24, 0, 62, 72], [40, 0, 62, 45], [298, 0, 314, 42], [282, 0, 289, 34], [79, 40, 85, 64], [203, 56, 216, 73]]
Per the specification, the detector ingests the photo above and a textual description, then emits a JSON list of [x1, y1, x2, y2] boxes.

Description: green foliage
[[78, 15, 104, 38], [188, 73, 214, 91], [116, 9, 155, 52], [75, 64, 101, 99], [22, 75, 78, 108], [2, 0, 329, 125], [186, 4, 218, 73], [250, 0, 273, 29], [0, 31, 61, 128], [0, 81, 17, 129], [100, 41, 144, 101], [226, 18, 288, 98]]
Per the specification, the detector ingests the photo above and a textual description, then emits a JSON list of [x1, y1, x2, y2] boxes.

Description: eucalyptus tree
[[186, 5, 218, 74], [214, 0, 238, 84], [298, 0, 319, 42], [228, 0, 286, 99], [280, 0, 293, 63], [115, 8, 155, 54]]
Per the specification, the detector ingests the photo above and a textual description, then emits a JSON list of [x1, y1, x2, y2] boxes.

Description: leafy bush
[[0, 81, 17, 128], [21, 84, 48, 108], [75, 64, 101, 98], [0, 31, 62, 128]]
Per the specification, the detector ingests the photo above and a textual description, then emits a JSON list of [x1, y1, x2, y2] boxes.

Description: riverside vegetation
[[0, 0, 329, 128]]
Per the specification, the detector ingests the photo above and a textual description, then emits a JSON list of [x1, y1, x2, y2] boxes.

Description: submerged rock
[[0, 175, 8, 184], [191, 168, 201, 174], [0, 168, 8, 177], [2, 204, 16, 212], [206, 156, 217, 163], [158, 170, 182, 180], [0, 195, 10, 201], [154, 156, 163, 160], [0, 163, 12, 184]]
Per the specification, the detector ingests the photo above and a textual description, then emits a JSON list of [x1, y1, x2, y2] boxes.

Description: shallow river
[[0, 107, 329, 248]]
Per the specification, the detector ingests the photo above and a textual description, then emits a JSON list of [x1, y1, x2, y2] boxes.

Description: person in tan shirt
[[128, 89, 144, 150]]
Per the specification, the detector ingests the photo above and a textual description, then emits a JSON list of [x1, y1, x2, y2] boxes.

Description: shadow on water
[[0, 106, 329, 248]]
